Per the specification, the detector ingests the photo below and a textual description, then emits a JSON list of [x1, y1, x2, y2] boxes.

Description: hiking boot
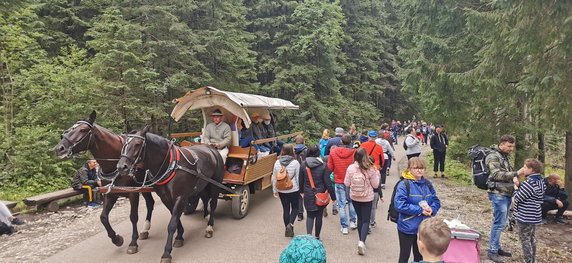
[[297, 214, 304, 221], [332, 206, 338, 215], [357, 241, 366, 255], [488, 253, 504, 263], [381, 184, 386, 190], [441, 174, 448, 179], [349, 221, 357, 229], [370, 221, 377, 228], [341, 227, 349, 235], [498, 249, 512, 257], [554, 217, 569, 225], [10, 218, 25, 225], [285, 224, 294, 237], [433, 174, 439, 178], [367, 227, 372, 234]]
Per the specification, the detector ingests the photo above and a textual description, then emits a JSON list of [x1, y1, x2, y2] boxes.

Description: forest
[[0, 0, 570, 198]]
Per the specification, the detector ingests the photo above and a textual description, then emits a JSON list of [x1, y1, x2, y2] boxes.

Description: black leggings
[[279, 192, 300, 226], [433, 151, 446, 172], [306, 206, 325, 238], [407, 153, 421, 160], [398, 231, 422, 263], [380, 159, 389, 184], [353, 200, 373, 242]]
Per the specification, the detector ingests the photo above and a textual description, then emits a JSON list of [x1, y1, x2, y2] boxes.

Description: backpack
[[387, 177, 433, 223], [467, 144, 495, 190], [349, 168, 369, 198], [276, 165, 293, 191], [403, 135, 413, 151]]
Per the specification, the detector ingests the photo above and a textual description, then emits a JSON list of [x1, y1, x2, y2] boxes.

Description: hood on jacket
[[280, 155, 295, 167], [294, 144, 307, 153], [331, 146, 355, 159], [306, 157, 324, 168], [401, 170, 416, 180]]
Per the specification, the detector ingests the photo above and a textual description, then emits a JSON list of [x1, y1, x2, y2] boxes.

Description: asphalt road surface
[[45, 143, 412, 263]]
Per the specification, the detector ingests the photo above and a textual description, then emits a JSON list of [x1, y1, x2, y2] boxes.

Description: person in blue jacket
[[394, 157, 441, 263]]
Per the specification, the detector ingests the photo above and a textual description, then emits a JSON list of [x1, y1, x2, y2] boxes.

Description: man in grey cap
[[202, 109, 231, 163], [324, 127, 345, 156]]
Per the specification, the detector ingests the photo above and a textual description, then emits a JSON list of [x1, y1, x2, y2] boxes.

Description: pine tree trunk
[[538, 133, 545, 163], [565, 130, 572, 206]]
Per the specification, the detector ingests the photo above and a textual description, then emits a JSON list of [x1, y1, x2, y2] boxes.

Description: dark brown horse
[[116, 126, 224, 263], [54, 111, 155, 254]]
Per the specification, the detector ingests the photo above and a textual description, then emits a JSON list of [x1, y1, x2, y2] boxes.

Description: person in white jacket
[[405, 127, 421, 159], [272, 144, 301, 237]]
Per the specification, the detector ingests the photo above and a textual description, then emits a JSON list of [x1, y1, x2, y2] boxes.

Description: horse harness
[[60, 120, 94, 158], [116, 134, 232, 194]]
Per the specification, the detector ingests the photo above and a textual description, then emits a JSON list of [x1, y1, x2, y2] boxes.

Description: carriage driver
[[202, 109, 231, 163]]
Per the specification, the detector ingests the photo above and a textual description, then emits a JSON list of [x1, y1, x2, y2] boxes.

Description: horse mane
[[144, 132, 170, 149]]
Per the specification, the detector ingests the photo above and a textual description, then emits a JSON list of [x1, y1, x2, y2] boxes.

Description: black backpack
[[387, 177, 433, 223], [467, 144, 495, 190]]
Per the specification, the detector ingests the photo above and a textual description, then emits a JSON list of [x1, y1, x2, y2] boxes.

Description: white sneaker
[[358, 241, 366, 255], [349, 221, 357, 229], [341, 227, 349, 235]]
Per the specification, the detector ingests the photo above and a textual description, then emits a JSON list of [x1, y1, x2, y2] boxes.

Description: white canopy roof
[[170, 87, 299, 126]]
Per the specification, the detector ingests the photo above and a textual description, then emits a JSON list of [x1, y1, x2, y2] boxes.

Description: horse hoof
[[113, 235, 124, 247], [139, 232, 149, 240], [173, 239, 184, 248], [127, 246, 138, 254], [160, 258, 172, 263], [205, 225, 214, 238]]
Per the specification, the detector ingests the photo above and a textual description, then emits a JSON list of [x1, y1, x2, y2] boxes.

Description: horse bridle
[[120, 134, 147, 178], [60, 121, 94, 158]]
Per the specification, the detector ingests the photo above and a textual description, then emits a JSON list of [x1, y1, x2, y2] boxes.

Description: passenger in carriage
[[262, 112, 284, 153], [202, 109, 231, 163], [247, 112, 270, 152]]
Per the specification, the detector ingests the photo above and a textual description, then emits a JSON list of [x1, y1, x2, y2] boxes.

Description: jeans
[[335, 183, 356, 228], [489, 193, 512, 253], [370, 192, 380, 225]]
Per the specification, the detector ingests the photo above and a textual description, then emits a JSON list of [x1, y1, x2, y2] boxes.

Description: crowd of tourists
[[271, 120, 569, 263]]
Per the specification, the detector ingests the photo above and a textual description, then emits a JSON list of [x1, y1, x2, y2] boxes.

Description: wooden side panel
[[244, 153, 277, 185]]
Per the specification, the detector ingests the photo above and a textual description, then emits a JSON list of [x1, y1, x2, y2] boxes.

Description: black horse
[[54, 111, 155, 254], [116, 126, 224, 263]]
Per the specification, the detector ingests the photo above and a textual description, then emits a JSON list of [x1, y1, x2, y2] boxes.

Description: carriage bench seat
[[227, 146, 256, 160], [23, 188, 83, 212], [1, 200, 17, 209]]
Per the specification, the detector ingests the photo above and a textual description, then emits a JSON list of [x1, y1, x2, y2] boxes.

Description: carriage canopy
[[170, 87, 299, 127]]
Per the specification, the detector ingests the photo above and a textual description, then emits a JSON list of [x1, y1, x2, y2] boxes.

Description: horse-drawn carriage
[[168, 86, 301, 219]]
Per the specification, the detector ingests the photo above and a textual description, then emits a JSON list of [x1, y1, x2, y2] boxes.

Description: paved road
[[45, 142, 413, 263]]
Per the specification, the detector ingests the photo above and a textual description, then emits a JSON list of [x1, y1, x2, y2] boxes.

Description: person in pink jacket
[[345, 148, 381, 256]]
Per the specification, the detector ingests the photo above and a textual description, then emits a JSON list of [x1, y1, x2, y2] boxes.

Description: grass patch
[[425, 153, 473, 185]]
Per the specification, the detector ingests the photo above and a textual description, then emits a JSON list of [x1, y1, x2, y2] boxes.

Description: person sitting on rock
[[542, 173, 569, 225], [71, 159, 102, 207]]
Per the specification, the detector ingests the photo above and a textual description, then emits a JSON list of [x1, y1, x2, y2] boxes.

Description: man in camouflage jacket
[[485, 135, 525, 263]]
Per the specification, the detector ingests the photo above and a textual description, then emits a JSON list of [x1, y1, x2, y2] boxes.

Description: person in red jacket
[[360, 130, 385, 231], [328, 134, 357, 235]]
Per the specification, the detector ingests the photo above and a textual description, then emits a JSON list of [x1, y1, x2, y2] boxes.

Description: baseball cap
[[368, 130, 377, 137], [334, 127, 344, 133]]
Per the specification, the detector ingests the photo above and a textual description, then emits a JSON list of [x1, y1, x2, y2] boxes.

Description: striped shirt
[[513, 174, 546, 224]]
